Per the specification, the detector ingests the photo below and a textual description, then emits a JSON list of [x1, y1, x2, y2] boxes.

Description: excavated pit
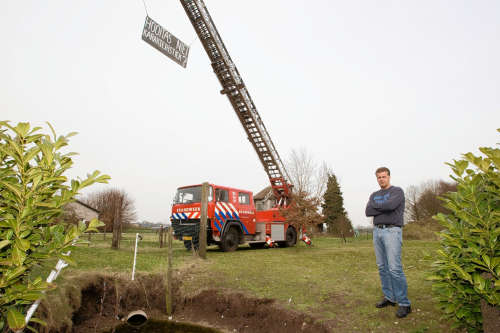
[[36, 272, 333, 333]]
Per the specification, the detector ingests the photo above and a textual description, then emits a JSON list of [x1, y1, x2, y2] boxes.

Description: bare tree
[[285, 148, 332, 233], [405, 180, 457, 223], [286, 148, 331, 201], [82, 188, 137, 248], [405, 185, 421, 223], [287, 148, 315, 194], [314, 161, 332, 200]]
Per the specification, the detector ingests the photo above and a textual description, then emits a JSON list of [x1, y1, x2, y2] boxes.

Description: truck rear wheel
[[279, 227, 297, 247], [220, 227, 240, 252]]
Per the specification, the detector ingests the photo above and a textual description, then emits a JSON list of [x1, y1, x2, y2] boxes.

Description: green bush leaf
[[25, 325, 39, 333], [28, 317, 46, 327], [0, 239, 11, 250], [7, 307, 25, 330], [481, 254, 492, 269], [59, 256, 76, 267], [15, 238, 31, 252], [87, 218, 105, 232], [11, 246, 26, 266], [456, 306, 468, 318], [15, 122, 30, 137], [4, 265, 27, 282], [0, 180, 23, 199], [21, 292, 44, 301]]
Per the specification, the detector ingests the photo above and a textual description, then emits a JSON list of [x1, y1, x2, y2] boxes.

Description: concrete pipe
[[126, 310, 148, 327]]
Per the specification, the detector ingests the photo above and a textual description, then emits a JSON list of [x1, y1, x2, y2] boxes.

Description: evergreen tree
[[321, 173, 354, 240]]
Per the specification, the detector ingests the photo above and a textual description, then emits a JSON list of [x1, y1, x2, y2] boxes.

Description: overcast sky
[[1, 1, 499, 227]]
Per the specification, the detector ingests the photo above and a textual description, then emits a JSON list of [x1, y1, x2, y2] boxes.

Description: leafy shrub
[[0, 121, 109, 331], [430, 129, 500, 332]]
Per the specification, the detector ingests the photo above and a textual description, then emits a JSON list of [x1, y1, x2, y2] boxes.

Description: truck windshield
[[174, 186, 213, 204]]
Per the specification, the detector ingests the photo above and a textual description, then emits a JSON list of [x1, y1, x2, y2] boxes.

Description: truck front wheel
[[220, 227, 240, 252], [184, 239, 198, 251], [279, 226, 297, 247]]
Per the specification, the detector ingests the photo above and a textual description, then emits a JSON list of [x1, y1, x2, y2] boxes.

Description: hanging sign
[[142, 16, 190, 68]]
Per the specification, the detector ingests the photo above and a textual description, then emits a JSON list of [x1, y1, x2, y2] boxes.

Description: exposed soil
[[38, 273, 172, 333], [481, 300, 500, 333], [103, 319, 220, 333], [177, 290, 333, 333], [37, 272, 334, 333]]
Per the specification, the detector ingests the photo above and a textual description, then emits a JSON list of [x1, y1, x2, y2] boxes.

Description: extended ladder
[[180, 0, 293, 205]]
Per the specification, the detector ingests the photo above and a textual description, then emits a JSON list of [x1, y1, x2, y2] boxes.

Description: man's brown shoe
[[375, 298, 396, 308]]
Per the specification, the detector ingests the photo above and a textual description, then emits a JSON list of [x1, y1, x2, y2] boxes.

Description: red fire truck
[[171, 184, 297, 251], [171, 0, 303, 251]]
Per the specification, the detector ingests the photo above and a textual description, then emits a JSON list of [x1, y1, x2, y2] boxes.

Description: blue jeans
[[373, 226, 410, 306]]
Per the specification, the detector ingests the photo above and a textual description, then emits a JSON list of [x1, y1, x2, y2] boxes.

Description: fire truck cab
[[171, 184, 297, 251]]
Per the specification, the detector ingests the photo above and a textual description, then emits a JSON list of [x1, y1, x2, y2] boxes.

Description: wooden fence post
[[111, 203, 121, 249], [166, 227, 173, 316], [199, 182, 209, 259], [112, 218, 120, 249]]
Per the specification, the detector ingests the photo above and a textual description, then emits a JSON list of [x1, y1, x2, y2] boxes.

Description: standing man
[[365, 167, 411, 318]]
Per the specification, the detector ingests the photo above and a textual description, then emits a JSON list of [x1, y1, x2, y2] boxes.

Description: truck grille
[[171, 219, 215, 245], [171, 219, 200, 238]]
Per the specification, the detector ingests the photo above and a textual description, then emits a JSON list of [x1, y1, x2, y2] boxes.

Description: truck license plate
[[183, 236, 192, 240]]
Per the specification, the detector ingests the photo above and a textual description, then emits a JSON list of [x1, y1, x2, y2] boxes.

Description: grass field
[[53, 232, 453, 332]]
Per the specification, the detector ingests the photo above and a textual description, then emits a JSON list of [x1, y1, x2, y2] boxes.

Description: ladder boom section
[[180, 0, 292, 204]]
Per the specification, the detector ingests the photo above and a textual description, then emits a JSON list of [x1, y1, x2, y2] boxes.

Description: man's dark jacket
[[365, 186, 405, 226]]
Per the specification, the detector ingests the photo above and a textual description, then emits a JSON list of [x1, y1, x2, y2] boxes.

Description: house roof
[[253, 186, 273, 200], [74, 200, 100, 213]]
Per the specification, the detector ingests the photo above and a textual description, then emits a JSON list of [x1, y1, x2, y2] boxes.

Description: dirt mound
[[177, 290, 332, 333], [37, 272, 332, 332]]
